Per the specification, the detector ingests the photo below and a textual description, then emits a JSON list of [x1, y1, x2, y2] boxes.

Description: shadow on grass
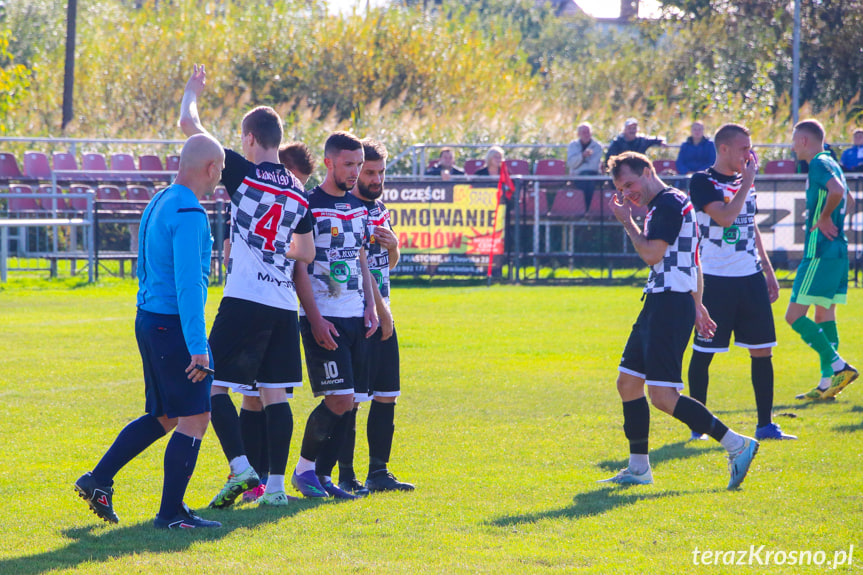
[[0, 501, 330, 575], [595, 440, 721, 473], [487, 486, 718, 527]]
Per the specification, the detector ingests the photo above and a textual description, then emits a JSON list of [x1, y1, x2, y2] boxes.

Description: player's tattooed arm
[[373, 226, 400, 270], [359, 248, 380, 338], [178, 64, 211, 137], [293, 264, 339, 350], [369, 273, 393, 341]]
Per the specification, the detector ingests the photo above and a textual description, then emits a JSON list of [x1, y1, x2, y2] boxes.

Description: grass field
[[0, 281, 861, 574]]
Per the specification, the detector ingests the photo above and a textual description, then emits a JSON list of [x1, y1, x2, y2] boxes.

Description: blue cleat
[[319, 477, 358, 500], [291, 470, 329, 498], [727, 437, 759, 489], [154, 503, 221, 529], [755, 422, 797, 440]]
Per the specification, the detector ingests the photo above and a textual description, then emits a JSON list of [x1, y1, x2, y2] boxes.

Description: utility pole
[[792, 0, 800, 125], [62, 0, 77, 131]]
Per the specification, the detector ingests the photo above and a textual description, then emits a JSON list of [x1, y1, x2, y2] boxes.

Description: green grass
[[0, 282, 861, 574]]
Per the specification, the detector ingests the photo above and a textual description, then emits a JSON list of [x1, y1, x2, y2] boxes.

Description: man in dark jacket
[[605, 118, 665, 169], [676, 121, 716, 174]]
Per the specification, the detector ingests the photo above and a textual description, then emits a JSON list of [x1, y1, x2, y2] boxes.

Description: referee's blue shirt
[[136, 184, 213, 356]]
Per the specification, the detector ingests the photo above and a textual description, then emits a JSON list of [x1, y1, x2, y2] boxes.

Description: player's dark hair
[[714, 123, 750, 147], [324, 131, 363, 158], [607, 151, 654, 180], [361, 138, 388, 163], [279, 141, 316, 177], [241, 106, 283, 151], [794, 119, 826, 142]]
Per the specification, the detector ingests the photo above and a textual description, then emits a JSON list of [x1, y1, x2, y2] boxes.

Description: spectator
[[605, 118, 665, 169], [475, 146, 504, 176], [675, 121, 716, 174], [425, 147, 465, 180], [566, 122, 604, 207], [840, 129, 863, 173]]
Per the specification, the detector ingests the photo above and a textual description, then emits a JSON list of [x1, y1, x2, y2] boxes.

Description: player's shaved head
[[714, 123, 750, 148], [793, 119, 826, 143], [179, 133, 224, 171]]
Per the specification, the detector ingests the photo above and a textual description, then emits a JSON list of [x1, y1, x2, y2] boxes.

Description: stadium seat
[[82, 152, 109, 181], [23, 151, 52, 179], [535, 159, 567, 176], [586, 188, 613, 218], [212, 186, 230, 202], [165, 155, 180, 172], [653, 159, 677, 175], [138, 154, 164, 172], [426, 159, 440, 171], [111, 153, 142, 182], [505, 159, 531, 175], [548, 189, 586, 217], [0, 152, 23, 179], [764, 160, 796, 174], [8, 184, 43, 213], [53, 152, 79, 172], [125, 186, 153, 211], [67, 185, 94, 212], [464, 159, 485, 175], [95, 185, 124, 211], [520, 188, 549, 216]]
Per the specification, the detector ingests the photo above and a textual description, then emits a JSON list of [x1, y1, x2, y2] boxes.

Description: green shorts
[[790, 256, 849, 308]]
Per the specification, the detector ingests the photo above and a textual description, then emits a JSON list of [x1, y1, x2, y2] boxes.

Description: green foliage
[[0, 29, 32, 135]]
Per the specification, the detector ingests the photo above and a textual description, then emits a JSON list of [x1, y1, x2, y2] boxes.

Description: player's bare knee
[[158, 415, 179, 433], [211, 384, 229, 397], [241, 394, 264, 411], [324, 393, 354, 415], [647, 386, 679, 414]]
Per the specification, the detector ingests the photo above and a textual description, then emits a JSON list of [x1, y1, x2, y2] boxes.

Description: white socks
[[629, 454, 650, 475], [229, 455, 251, 475], [295, 456, 316, 475], [720, 430, 745, 453], [266, 474, 284, 494]]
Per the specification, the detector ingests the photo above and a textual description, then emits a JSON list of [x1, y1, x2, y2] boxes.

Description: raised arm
[[178, 64, 211, 137], [702, 152, 758, 228]]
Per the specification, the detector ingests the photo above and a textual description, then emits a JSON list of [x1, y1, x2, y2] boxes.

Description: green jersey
[[804, 151, 848, 259]]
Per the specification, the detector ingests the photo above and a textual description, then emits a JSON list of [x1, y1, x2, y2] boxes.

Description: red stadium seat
[[548, 189, 586, 217], [53, 152, 79, 172], [23, 151, 52, 179], [82, 153, 109, 182], [67, 185, 94, 212], [764, 160, 796, 174], [505, 159, 531, 175], [110, 153, 136, 172], [521, 188, 549, 216], [653, 159, 677, 175], [213, 186, 230, 202], [138, 154, 164, 172], [0, 152, 23, 179], [464, 159, 485, 175], [165, 155, 180, 172], [96, 185, 124, 211], [586, 188, 613, 218], [125, 186, 153, 211], [535, 159, 567, 176], [8, 184, 43, 213]]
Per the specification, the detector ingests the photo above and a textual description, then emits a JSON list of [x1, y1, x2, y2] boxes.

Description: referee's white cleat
[[598, 467, 653, 485], [727, 436, 759, 490]]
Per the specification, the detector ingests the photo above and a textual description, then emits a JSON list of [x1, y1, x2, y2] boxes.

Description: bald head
[[176, 133, 225, 198]]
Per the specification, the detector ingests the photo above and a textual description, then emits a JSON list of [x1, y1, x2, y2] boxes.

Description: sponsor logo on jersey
[[723, 225, 741, 244], [256, 272, 294, 288], [331, 227, 339, 237], [330, 261, 351, 283], [335, 203, 352, 210]]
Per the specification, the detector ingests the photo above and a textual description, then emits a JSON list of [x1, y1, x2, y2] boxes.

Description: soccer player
[[291, 131, 379, 499], [333, 138, 414, 494], [686, 123, 795, 440], [233, 141, 317, 504], [786, 119, 858, 400], [75, 134, 224, 529], [179, 64, 316, 508], [603, 152, 758, 489]]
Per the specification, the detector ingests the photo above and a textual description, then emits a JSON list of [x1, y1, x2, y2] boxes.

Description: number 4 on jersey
[[253, 203, 284, 251]]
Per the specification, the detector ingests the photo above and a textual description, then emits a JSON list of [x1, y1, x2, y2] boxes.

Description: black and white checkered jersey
[[301, 186, 370, 319], [643, 187, 699, 294], [360, 197, 393, 303], [220, 149, 312, 311], [689, 168, 761, 277]]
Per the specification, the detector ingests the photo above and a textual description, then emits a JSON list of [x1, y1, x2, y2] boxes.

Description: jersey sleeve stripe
[[243, 178, 310, 208]]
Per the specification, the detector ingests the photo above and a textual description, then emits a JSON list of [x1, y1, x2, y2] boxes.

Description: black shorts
[[619, 291, 694, 389], [208, 297, 302, 397], [368, 325, 400, 399], [693, 272, 777, 353], [300, 316, 370, 399], [136, 309, 213, 418]]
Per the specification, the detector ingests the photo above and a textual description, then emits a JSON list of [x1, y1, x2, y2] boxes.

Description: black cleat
[[154, 503, 222, 529], [338, 477, 370, 497], [365, 470, 415, 492], [75, 472, 119, 524]]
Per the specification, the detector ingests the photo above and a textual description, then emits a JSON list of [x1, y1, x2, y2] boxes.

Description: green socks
[[792, 316, 839, 373], [817, 320, 840, 378]]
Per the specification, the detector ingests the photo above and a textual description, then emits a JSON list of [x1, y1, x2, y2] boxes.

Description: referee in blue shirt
[[75, 134, 225, 529]]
